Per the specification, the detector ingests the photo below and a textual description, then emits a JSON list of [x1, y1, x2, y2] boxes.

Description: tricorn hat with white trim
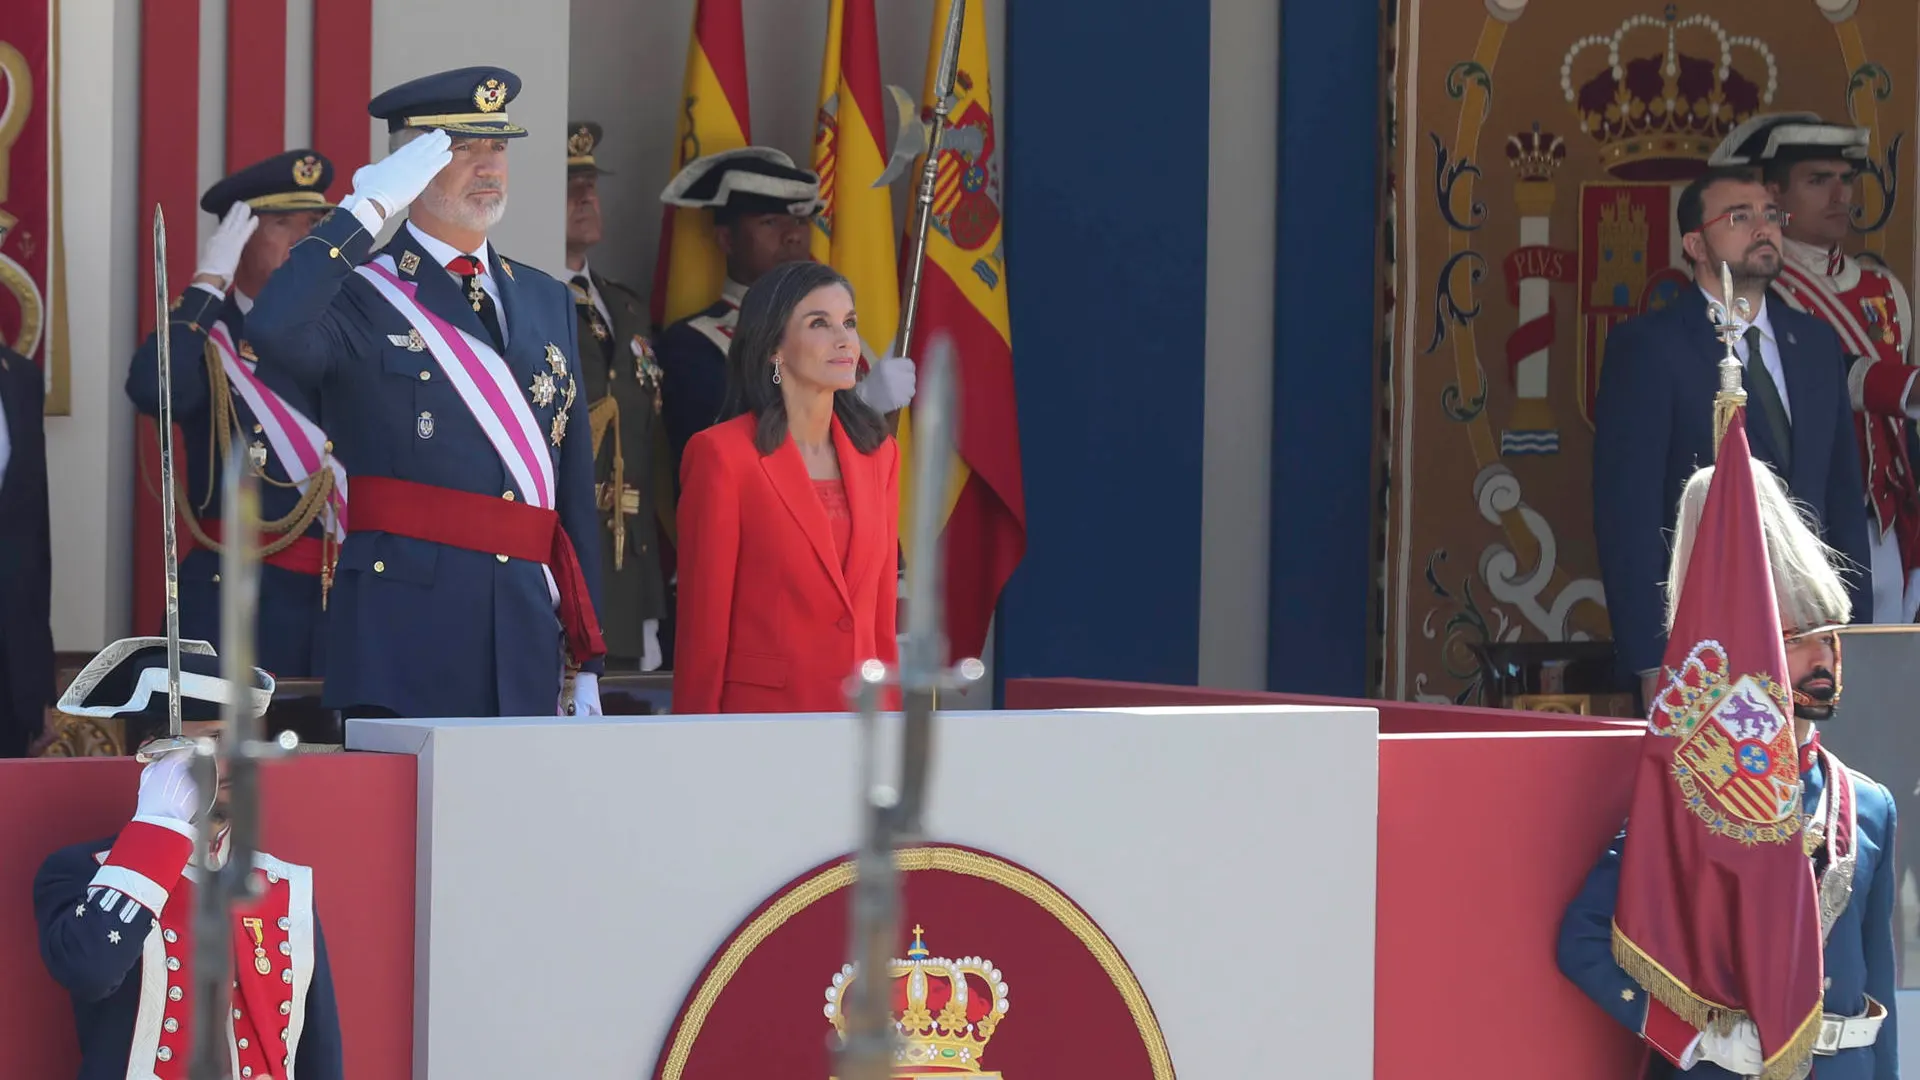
[[660, 147, 824, 222], [1710, 111, 1870, 168], [57, 638, 275, 726]]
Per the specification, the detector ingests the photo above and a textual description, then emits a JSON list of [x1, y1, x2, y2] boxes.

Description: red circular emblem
[[649, 844, 1174, 1080]]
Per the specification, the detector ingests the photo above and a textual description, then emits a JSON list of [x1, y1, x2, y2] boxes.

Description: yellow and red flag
[[898, 0, 1026, 660], [650, 0, 751, 330], [810, 0, 898, 363]]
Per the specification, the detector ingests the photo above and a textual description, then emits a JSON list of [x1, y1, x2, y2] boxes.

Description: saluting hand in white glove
[[342, 128, 454, 227], [853, 352, 917, 413], [193, 203, 259, 289], [134, 750, 204, 826]]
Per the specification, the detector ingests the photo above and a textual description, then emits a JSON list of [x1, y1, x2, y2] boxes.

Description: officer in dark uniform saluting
[[564, 122, 668, 673], [125, 150, 346, 679], [245, 66, 607, 719]]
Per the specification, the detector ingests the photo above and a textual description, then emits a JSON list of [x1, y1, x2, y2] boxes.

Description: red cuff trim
[[100, 819, 193, 894], [1642, 997, 1698, 1065], [1861, 360, 1913, 416]]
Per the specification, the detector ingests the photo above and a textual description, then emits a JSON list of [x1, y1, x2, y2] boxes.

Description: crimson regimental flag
[[1612, 418, 1823, 1079]]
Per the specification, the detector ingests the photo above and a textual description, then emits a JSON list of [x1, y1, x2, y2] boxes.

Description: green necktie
[[1744, 324, 1792, 473]]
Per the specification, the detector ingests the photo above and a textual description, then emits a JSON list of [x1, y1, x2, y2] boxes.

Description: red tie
[[447, 254, 483, 277]]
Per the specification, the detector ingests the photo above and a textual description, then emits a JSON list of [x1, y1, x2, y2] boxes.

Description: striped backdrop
[[130, 0, 373, 636]]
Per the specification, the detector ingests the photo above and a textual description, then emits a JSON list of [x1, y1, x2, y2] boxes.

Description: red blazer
[[672, 412, 900, 714]]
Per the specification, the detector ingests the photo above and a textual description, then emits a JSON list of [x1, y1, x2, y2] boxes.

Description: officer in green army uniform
[[565, 121, 669, 671]]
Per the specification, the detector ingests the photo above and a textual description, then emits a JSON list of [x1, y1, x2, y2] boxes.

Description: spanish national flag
[[810, 0, 898, 364], [898, 0, 1026, 661], [650, 0, 751, 330]]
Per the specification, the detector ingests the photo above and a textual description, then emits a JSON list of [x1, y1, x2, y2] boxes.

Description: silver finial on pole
[[1706, 259, 1752, 450]]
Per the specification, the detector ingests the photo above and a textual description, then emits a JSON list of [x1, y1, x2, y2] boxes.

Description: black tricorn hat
[[57, 638, 275, 728]]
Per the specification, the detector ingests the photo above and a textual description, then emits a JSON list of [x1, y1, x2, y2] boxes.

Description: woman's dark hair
[[721, 260, 890, 455]]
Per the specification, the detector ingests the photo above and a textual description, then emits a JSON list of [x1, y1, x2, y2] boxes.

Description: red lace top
[[813, 479, 852, 570]]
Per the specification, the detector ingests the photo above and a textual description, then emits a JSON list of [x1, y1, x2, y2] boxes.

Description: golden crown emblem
[[1560, 9, 1777, 181], [1505, 124, 1566, 183], [824, 925, 1011, 1075], [291, 154, 323, 188], [474, 78, 506, 113], [568, 126, 595, 158]]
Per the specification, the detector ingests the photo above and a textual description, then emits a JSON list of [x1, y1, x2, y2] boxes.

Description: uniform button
[[166, 956, 180, 971], [233, 1007, 243, 1020], [419, 370, 431, 381], [373, 560, 386, 573], [164, 929, 178, 943], [238, 1038, 249, 1050], [280, 1001, 292, 1016], [157, 1047, 173, 1062], [280, 940, 292, 956], [267, 872, 279, 884], [212, 573, 221, 583], [277, 917, 290, 931], [502, 490, 515, 501], [168, 986, 183, 1002], [496, 554, 509, 563], [280, 1027, 290, 1040], [836, 616, 853, 632], [242, 1068, 253, 1078], [163, 1017, 178, 1033], [328, 247, 340, 258], [282, 969, 293, 983]]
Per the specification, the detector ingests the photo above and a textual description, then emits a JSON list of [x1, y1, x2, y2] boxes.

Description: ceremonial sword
[[144, 206, 191, 760]]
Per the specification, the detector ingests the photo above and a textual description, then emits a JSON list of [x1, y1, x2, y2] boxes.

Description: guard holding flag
[[245, 66, 606, 719], [1557, 441, 1898, 1077], [125, 149, 347, 679], [652, 148, 914, 475], [565, 121, 668, 672]]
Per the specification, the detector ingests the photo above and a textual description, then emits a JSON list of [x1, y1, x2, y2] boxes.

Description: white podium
[[347, 705, 1381, 1079]]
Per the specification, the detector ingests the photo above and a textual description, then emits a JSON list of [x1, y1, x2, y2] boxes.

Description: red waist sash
[[347, 476, 606, 663], [200, 520, 328, 577]]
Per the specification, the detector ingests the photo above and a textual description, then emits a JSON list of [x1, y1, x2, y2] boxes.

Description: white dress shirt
[[567, 259, 613, 335], [1701, 286, 1790, 422], [407, 221, 506, 345]]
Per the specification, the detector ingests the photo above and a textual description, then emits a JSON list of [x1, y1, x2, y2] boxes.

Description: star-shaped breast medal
[[545, 343, 567, 375], [550, 408, 569, 447], [529, 371, 557, 408]]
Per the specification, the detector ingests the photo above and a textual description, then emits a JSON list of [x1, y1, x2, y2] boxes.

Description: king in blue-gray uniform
[[34, 640, 342, 1080], [126, 149, 345, 679], [1558, 463, 1898, 1079], [245, 67, 607, 719]]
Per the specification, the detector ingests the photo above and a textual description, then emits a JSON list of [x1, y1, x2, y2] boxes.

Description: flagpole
[[1707, 259, 1751, 452]]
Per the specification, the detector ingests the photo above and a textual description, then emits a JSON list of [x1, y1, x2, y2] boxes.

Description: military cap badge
[[291, 155, 324, 188], [568, 126, 595, 159], [474, 78, 507, 113]]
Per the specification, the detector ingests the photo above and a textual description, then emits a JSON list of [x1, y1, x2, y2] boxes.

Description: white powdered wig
[[1665, 461, 1853, 634]]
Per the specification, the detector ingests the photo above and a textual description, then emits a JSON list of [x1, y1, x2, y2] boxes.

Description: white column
[[1198, 0, 1279, 688], [45, 0, 141, 652]]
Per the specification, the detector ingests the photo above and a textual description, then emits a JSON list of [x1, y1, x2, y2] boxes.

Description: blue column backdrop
[[996, 3, 1380, 695]]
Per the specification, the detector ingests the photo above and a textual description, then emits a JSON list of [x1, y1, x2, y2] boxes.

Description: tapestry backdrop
[[1384, 0, 1917, 703], [0, 0, 65, 412]]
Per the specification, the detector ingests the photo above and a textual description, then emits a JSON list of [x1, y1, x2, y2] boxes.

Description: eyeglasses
[[1698, 207, 1792, 232]]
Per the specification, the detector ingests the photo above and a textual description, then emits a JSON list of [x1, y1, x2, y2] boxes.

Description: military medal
[[529, 371, 556, 408], [417, 410, 434, 439], [243, 917, 271, 975], [249, 440, 269, 469], [550, 408, 569, 447], [545, 343, 567, 375], [398, 250, 422, 276]]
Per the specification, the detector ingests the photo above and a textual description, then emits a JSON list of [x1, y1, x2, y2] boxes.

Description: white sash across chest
[[207, 322, 349, 540], [355, 256, 556, 510]]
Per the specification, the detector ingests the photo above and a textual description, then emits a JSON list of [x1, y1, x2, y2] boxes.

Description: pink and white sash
[[207, 322, 349, 540], [355, 257, 555, 510]]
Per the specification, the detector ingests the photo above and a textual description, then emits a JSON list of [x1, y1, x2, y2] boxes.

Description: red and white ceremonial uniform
[[34, 815, 343, 1080], [1773, 236, 1920, 622]]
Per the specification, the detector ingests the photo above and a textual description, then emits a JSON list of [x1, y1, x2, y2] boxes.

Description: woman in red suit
[[672, 260, 900, 714]]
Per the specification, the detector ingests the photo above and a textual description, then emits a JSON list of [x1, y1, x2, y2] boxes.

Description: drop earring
[[771, 356, 783, 384]]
